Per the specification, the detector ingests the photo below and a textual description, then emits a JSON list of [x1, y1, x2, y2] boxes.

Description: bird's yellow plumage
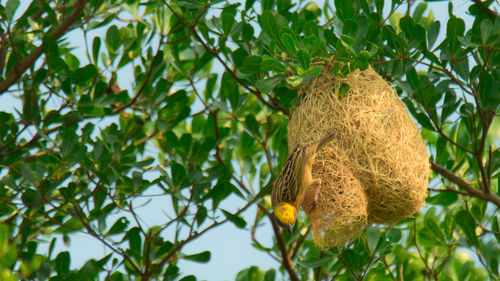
[[274, 202, 296, 224], [271, 131, 335, 234]]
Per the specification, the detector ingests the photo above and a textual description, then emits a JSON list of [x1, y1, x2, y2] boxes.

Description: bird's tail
[[314, 131, 336, 153]]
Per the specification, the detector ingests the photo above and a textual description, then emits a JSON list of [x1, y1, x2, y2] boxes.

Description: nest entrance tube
[[288, 62, 429, 248]]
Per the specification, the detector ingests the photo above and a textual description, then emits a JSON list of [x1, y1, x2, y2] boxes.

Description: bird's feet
[[309, 179, 322, 211]]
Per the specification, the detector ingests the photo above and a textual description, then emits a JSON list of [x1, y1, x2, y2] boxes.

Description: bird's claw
[[309, 179, 322, 211], [309, 199, 318, 211]]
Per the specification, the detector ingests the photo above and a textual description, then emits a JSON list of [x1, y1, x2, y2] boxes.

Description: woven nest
[[302, 158, 367, 248], [288, 62, 429, 247]]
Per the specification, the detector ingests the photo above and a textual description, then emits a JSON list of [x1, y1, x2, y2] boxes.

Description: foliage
[[0, 0, 499, 280]]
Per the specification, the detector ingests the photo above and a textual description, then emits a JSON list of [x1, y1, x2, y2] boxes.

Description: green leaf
[[478, 72, 500, 110], [480, 19, 492, 44], [106, 25, 120, 52], [0, 224, 8, 252], [386, 229, 401, 243], [427, 192, 458, 206], [452, 57, 469, 81], [264, 269, 276, 281], [5, 0, 20, 21], [61, 128, 77, 156], [55, 251, 70, 275], [220, 71, 240, 110], [245, 0, 256, 10], [88, 13, 116, 30], [335, 0, 354, 20], [297, 49, 310, 69], [446, 16, 465, 55], [259, 10, 279, 41], [456, 210, 478, 247], [80, 105, 104, 117], [415, 113, 434, 131], [205, 183, 230, 209], [375, 0, 384, 13], [176, 1, 205, 8], [280, 33, 297, 55], [367, 226, 380, 253], [341, 249, 362, 272], [242, 55, 262, 73], [204, 73, 218, 100], [427, 21, 440, 49], [297, 257, 332, 268], [441, 89, 459, 123], [341, 35, 357, 55], [425, 217, 446, 244], [195, 206, 207, 226], [106, 217, 129, 236], [124, 228, 141, 257], [71, 64, 98, 84], [424, 50, 440, 65], [245, 114, 260, 138], [262, 59, 286, 73], [171, 161, 187, 188], [19, 164, 37, 184], [338, 83, 350, 96], [55, 218, 84, 234], [492, 217, 500, 243], [231, 48, 249, 68], [92, 37, 101, 64], [179, 276, 196, 281], [236, 266, 265, 281], [406, 68, 419, 90], [251, 242, 272, 251], [412, 2, 427, 23], [221, 10, 235, 34], [182, 251, 211, 263], [221, 209, 246, 228], [256, 76, 283, 93], [242, 23, 254, 41], [286, 76, 303, 88], [305, 65, 323, 77], [304, 35, 321, 56]]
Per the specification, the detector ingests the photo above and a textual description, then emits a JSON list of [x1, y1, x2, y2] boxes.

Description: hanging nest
[[302, 157, 367, 248], [288, 61, 429, 247]]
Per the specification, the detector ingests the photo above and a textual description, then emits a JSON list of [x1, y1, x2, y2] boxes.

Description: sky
[[0, 0, 481, 280]]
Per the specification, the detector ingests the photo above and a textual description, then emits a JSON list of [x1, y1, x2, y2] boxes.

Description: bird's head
[[273, 202, 297, 235]]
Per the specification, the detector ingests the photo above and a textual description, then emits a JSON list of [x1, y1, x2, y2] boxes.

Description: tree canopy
[[0, 0, 499, 280]]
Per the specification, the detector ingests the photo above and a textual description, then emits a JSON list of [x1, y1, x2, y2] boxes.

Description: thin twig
[[382, 257, 397, 281], [412, 219, 435, 279], [337, 252, 361, 281]]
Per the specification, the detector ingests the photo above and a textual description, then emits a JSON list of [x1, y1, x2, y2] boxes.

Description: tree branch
[[430, 161, 500, 207], [0, 0, 90, 95], [268, 212, 301, 281]]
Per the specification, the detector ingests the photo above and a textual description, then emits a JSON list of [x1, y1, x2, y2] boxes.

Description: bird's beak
[[285, 224, 293, 235]]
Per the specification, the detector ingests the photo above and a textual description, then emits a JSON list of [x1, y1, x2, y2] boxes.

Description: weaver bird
[[272, 131, 336, 234]]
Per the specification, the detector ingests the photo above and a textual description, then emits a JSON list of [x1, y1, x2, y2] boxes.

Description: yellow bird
[[272, 131, 336, 234]]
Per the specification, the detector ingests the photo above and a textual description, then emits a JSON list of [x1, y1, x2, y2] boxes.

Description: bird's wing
[[272, 145, 304, 206]]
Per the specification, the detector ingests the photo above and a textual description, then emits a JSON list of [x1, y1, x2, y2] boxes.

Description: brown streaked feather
[[271, 131, 336, 209], [272, 145, 304, 207]]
